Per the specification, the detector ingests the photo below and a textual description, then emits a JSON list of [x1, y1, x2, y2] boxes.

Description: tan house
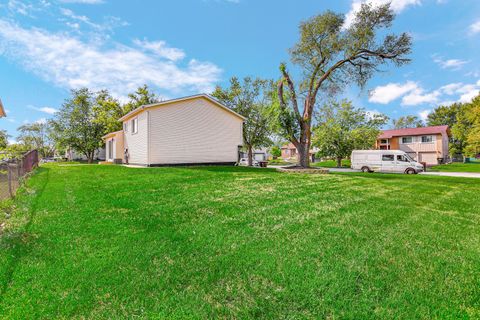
[[280, 143, 317, 162], [376, 125, 450, 165], [103, 94, 245, 166], [0, 99, 6, 118]]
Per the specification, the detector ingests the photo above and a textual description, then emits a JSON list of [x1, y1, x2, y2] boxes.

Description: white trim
[[118, 94, 246, 122]]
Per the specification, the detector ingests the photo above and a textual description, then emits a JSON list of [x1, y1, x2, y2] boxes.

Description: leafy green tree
[[270, 146, 281, 159], [392, 115, 424, 129], [463, 95, 480, 157], [313, 100, 388, 167], [427, 104, 461, 127], [451, 102, 474, 156], [0, 130, 9, 149], [212, 77, 274, 166], [123, 84, 160, 114], [51, 88, 104, 163], [17, 122, 55, 158], [92, 90, 123, 135], [275, 3, 411, 167]]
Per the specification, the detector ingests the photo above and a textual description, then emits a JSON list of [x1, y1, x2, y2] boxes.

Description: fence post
[[7, 165, 13, 198]]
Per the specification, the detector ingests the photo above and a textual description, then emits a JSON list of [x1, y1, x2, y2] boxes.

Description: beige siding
[[148, 97, 243, 164], [123, 112, 149, 165]]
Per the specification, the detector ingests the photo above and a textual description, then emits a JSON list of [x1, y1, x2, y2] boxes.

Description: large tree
[[51, 88, 104, 163], [123, 84, 160, 114], [17, 122, 55, 158], [92, 90, 123, 135], [212, 77, 274, 166], [0, 130, 9, 149], [463, 95, 480, 157], [427, 103, 461, 127], [276, 3, 411, 167], [392, 115, 424, 129], [313, 100, 388, 167]]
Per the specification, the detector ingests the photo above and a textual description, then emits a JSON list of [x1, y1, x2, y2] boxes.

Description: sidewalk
[[420, 172, 480, 179]]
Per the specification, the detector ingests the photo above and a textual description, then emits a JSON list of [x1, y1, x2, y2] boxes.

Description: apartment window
[[131, 118, 138, 134], [382, 154, 395, 161], [123, 122, 128, 132], [421, 135, 433, 143], [380, 139, 388, 144], [401, 137, 413, 144]]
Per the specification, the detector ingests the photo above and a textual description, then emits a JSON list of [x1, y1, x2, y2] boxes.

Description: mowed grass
[[430, 161, 480, 172], [312, 159, 351, 168], [1, 164, 479, 319]]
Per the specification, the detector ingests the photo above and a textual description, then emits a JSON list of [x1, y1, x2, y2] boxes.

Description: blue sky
[[1, 0, 480, 142]]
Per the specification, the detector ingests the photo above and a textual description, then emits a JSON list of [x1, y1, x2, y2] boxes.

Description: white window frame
[[123, 122, 128, 133], [131, 117, 138, 134], [401, 136, 413, 144], [421, 135, 433, 143]]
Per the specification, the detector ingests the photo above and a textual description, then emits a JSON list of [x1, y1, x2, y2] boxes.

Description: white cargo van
[[351, 150, 425, 174]]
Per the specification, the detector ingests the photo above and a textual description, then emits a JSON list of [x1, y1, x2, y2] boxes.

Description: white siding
[[123, 112, 149, 165], [148, 97, 243, 164]]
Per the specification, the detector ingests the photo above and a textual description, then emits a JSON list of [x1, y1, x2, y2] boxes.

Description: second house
[[103, 94, 245, 166]]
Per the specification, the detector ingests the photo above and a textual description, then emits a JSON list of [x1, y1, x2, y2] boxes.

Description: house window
[[380, 139, 388, 144], [108, 139, 113, 159], [382, 154, 395, 161], [421, 135, 433, 143], [123, 122, 128, 132], [131, 118, 138, 134], [401, 137, 413, 144]]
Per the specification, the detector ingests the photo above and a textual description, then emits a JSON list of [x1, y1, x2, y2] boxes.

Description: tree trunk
[[336, 157, 342, 168], [247, 145, 253, 166], [296, 141, 310, 168]]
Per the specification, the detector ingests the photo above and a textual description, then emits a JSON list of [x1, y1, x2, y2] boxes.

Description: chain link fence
[[0, 150, 39, 201]]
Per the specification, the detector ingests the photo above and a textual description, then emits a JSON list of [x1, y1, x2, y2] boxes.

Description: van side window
[[397, 155, 408, 162], [382, 154, 394, 161]]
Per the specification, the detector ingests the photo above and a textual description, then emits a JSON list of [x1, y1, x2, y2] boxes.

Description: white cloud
[[470, 20, 480, 34], [0, 19, 222, 98], [418, 109, 431, 121], [433, 56, 468, 70], [35, 118, 47, 124], [28, 105, 58, 114], [133, 39, 186, 62], [370, 80, 480, 106], [344, 0, 421, 28], [402, 88, 440, 106], [369, 81, 418, 104]]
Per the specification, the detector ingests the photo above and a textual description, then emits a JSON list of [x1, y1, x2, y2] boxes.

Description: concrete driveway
[[419, 172, 480, 179]]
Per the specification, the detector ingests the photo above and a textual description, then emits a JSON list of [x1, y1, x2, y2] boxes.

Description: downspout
[[147, 111, 151, 166]]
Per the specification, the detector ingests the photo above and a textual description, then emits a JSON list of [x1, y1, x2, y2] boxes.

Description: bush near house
[[0, 164, 479, 319]]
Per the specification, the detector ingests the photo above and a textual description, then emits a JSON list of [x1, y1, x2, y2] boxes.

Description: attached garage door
[[419, 153, 438, 165]]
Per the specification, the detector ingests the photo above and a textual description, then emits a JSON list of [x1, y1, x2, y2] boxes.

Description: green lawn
[[1, 164, 479, 319], [312, 159, 351, 168], [429, 161, 480, 172]]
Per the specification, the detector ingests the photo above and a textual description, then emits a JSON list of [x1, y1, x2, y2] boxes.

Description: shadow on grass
[[0, 167, 50, 303]]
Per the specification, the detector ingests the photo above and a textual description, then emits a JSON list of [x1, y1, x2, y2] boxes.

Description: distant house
[[103, 94, 245, 166], [376, 125, 450, 165], [65, 147, 106, 161], [280, 143, 317, 162], [0, 99, 6, 118]]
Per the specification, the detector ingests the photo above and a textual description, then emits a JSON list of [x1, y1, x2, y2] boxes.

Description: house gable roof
[[118, 94, 246, 122], [0, 99, 6, 118], [379, 125, 450, 139]]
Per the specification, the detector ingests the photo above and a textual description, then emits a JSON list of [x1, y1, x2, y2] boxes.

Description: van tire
[[361, 166, 371, 173], [405, 168, 416, 174]]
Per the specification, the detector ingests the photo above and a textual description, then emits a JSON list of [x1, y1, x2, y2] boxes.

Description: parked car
[[238, 158, 259, 166], [351, 150, 425, 174]]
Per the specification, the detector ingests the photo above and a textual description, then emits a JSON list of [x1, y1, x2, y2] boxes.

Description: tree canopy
[[17, 122, 55, 158], [212, 77, 274, 166], [313, 100, 388, 167], [391, 115, 424, 129]]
